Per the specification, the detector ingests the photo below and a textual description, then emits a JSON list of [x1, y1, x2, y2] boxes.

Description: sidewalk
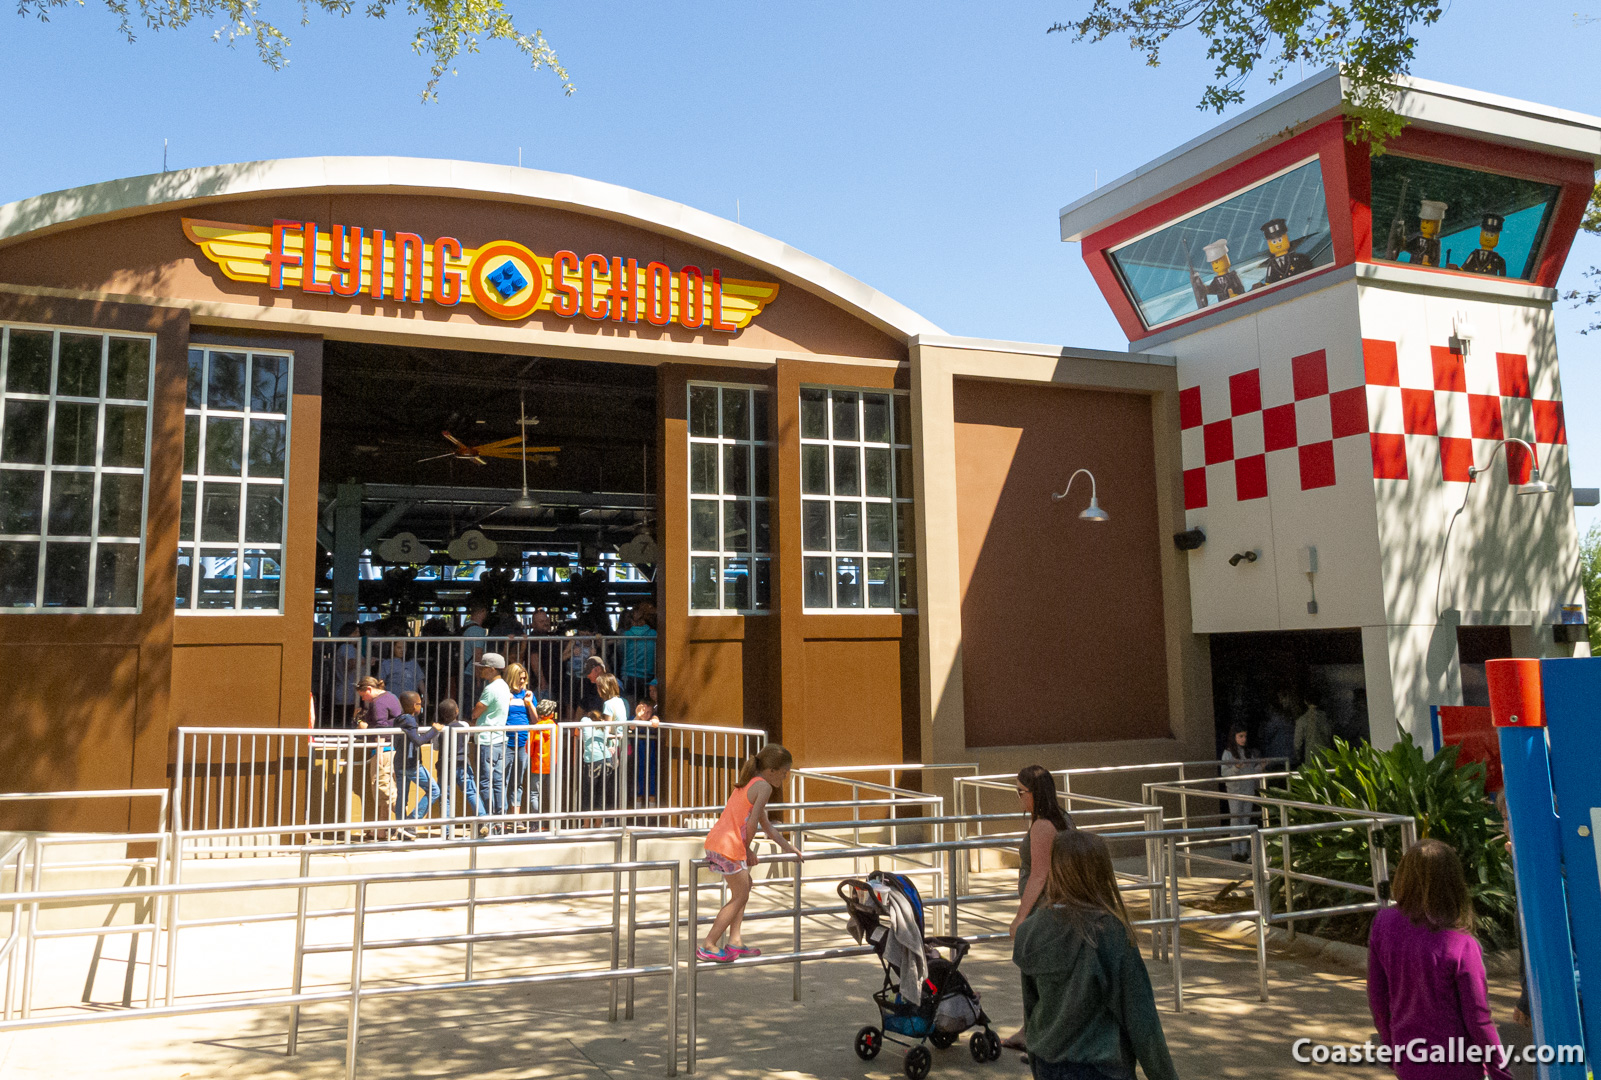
[[0, 910, 1535, 1078]]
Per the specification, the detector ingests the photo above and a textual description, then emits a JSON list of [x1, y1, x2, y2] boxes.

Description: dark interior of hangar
[[315, 342, 659, 626]]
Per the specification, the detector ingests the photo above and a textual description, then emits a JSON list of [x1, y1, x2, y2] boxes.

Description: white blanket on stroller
[[881, 889, 928, 1007]]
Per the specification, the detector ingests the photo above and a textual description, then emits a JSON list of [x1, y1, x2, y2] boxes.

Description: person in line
[[353, 675, 403, 836], [1293, 695, 1333, 768], [619, 602, 657, 704], [469, 652, 511, 835], [504, 662, 535, 822], [1259, 689, 1298, 768], [460, 599, 492, 700], [577, 674, 628, 826], [1368, 839, 1513, 1080], [378, 637, 424, 697], [331, 620, 363, 726], [431, 698, 484, 836], [392, 690, 440, 840], [630, 698, 662, 814], [1014, 829, 1179, 1080], [698, 744, 802, 963], [526, 609, 558, 698], [1220, 723, 1262, 862], [1003, 764, 1075, 1052], [528, 699, 558, 826], [579, 653, 609, 720]]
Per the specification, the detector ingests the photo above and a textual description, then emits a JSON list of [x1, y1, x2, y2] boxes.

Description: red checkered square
[[1534, 400, 1567, 445], [1431, 346, 1466, 392], [1440, 437, 1474, 483], [1263, 404, 1297, 452], [1506, 441, 1534, 485], [1468, 394, 1504, 441], [1203, 419, 1234, 465], [1401, 389, 1437, 435], [1235, 455, 1268, 501], [1183, 467, 1207, 510], [1298, 441, 1336, 490], [1292, 350, 1329, 400], [1497, 353, 1531, 399], [1370, 433, 1408, 480], [1363, 339, 1401, 387], [1229, 369, 1262, 416], [1179, 385, 1203, 430], [1330, 387, 1368, 439]]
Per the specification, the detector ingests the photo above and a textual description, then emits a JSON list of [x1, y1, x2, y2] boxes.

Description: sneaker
[[396, 828, 418, 842], [726, 945, 761, 958], [696, 946, 734, 963]]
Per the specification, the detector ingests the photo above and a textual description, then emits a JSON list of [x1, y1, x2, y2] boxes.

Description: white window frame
[[177, 346, 293, 614], [686, 381, 771, 614], [0, 323, 156, 613], [799, 385, 916, 613]]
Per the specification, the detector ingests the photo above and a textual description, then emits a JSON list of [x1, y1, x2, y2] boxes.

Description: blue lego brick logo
[[487, 261, 529, 299]]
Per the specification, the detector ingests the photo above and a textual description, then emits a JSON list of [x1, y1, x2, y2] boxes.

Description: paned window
[[800, 387, 915, 612], [178, 347, 292, 612], [687, 383, 771, 612], [0, 325, 153, 612]]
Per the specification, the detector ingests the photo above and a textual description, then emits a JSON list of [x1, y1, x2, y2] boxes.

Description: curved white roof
[[0, 156, 944, 341]]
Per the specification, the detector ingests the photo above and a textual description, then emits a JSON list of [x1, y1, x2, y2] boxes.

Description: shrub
[[1262, 733, 1518, 949]]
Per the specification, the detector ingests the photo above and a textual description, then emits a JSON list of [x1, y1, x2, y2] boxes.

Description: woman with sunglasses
[[1003, 764, 1074, 1052]]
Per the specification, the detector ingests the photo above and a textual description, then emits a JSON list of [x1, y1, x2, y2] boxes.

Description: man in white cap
[[1203, 238, 1246, 302], [469, 651, 511, 831], [1404, 199, 1448, 268]]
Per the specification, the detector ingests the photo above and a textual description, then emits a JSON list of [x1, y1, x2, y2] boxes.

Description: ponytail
[[737, 743, 793, 788]]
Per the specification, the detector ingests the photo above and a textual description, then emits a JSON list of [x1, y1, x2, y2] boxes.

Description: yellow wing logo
[[181, 218, 780, 330]]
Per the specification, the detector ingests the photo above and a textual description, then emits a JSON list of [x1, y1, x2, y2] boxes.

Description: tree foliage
[[1049, 0, 1443, 150], [15, 0, 572, 102], [1580, 521, 1601, 648], [1564, 184, 1601, 334]]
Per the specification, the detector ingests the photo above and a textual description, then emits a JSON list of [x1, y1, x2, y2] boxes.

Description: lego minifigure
[[1257, 218, 1313, 285], [1402, 200, 1448, 268], [1460, 213, 1507, 277], [1203, 239, 1245, 302]]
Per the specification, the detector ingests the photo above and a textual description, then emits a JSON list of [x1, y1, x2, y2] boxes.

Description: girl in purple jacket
[[1367, 839, 1512, 1080]]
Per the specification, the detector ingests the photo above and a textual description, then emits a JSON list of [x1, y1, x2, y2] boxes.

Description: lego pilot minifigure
[[1203, 239, 1245, 302], [1257, 218, 1313, 285], [1403, 199, 1448, 268], [1460, 213, 1508, 277]]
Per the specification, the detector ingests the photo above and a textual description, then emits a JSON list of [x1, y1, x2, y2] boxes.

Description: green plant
[[1263, 734, 1518, 949]]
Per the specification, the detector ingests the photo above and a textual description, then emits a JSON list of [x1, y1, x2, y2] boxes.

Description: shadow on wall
[[952, 378, 1170, 748]]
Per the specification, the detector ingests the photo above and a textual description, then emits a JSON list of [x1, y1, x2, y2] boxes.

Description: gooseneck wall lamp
[[1434, 437, 1555, 617], [1052, 468, 1109, 522]]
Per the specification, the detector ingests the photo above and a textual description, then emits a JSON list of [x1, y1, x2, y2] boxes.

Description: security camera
[[1228, 551, 1259, 566], [1172, 528, 1206, 551]]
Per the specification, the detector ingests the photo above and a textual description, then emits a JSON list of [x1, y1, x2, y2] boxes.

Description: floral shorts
[[706, 851, 747, 875]]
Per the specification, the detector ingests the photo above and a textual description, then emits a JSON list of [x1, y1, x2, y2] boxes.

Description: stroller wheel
[[984, 1029, 1002, 1062], [969, 1032, 988, 1062], [854, 1025, 882, 1061], [904, 1044, 932, 1080], [930, 1028, 956, 1049]]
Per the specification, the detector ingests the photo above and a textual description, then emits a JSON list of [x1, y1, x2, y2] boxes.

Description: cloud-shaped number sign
[[377, 532, 432, 564], [447, 530, 498, 561]]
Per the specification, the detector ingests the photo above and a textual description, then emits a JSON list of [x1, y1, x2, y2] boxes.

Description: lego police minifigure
[[1460, 213, 1508, 277], [1203, 239, 1245, 302], [1403, 200, 1448, 268], [1257, 218, 1313, 285]]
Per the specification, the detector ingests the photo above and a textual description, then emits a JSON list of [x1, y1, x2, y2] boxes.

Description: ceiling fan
[[416, 427, 561, 466]]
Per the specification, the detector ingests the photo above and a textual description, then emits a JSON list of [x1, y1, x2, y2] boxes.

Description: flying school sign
[[182, 218, 781, 331]]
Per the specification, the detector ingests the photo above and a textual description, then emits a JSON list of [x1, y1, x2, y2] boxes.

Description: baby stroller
[[839, 871, 1001, 1079]]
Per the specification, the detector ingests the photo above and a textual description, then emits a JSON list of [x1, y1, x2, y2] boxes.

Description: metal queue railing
[[171, 720, 765, 857], [0, 855, 683, 1080], [1143, 778, 1416, 939], [311, 633, 655, 730]]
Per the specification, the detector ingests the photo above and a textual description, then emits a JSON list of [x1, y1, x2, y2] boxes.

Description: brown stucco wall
[[953, 378, 1172, 746]]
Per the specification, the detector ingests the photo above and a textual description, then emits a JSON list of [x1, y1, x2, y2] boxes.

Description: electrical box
[[1298, 546, 1318, 575]]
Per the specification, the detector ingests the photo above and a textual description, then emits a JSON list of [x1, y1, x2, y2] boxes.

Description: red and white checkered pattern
[[1177, 341, 1566, 510]]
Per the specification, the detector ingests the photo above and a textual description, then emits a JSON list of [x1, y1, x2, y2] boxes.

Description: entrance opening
[[1455, 625, 1514, 707], [310, 342, 660, 725], [316, 342, 658, 629], [1208, 628, 1371, 766]]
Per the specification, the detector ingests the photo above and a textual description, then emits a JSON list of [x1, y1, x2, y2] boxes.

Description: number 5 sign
[[377, 532, 432, 564]]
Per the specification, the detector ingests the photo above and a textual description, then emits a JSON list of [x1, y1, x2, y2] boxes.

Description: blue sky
[[3, 0, 1599, 516]]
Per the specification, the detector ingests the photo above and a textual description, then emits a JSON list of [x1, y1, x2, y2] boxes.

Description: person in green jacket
[[1013, 829, 1179, 1080]]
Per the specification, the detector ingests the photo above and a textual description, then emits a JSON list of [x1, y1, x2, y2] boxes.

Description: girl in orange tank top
[[698, 744, 800, 963]]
